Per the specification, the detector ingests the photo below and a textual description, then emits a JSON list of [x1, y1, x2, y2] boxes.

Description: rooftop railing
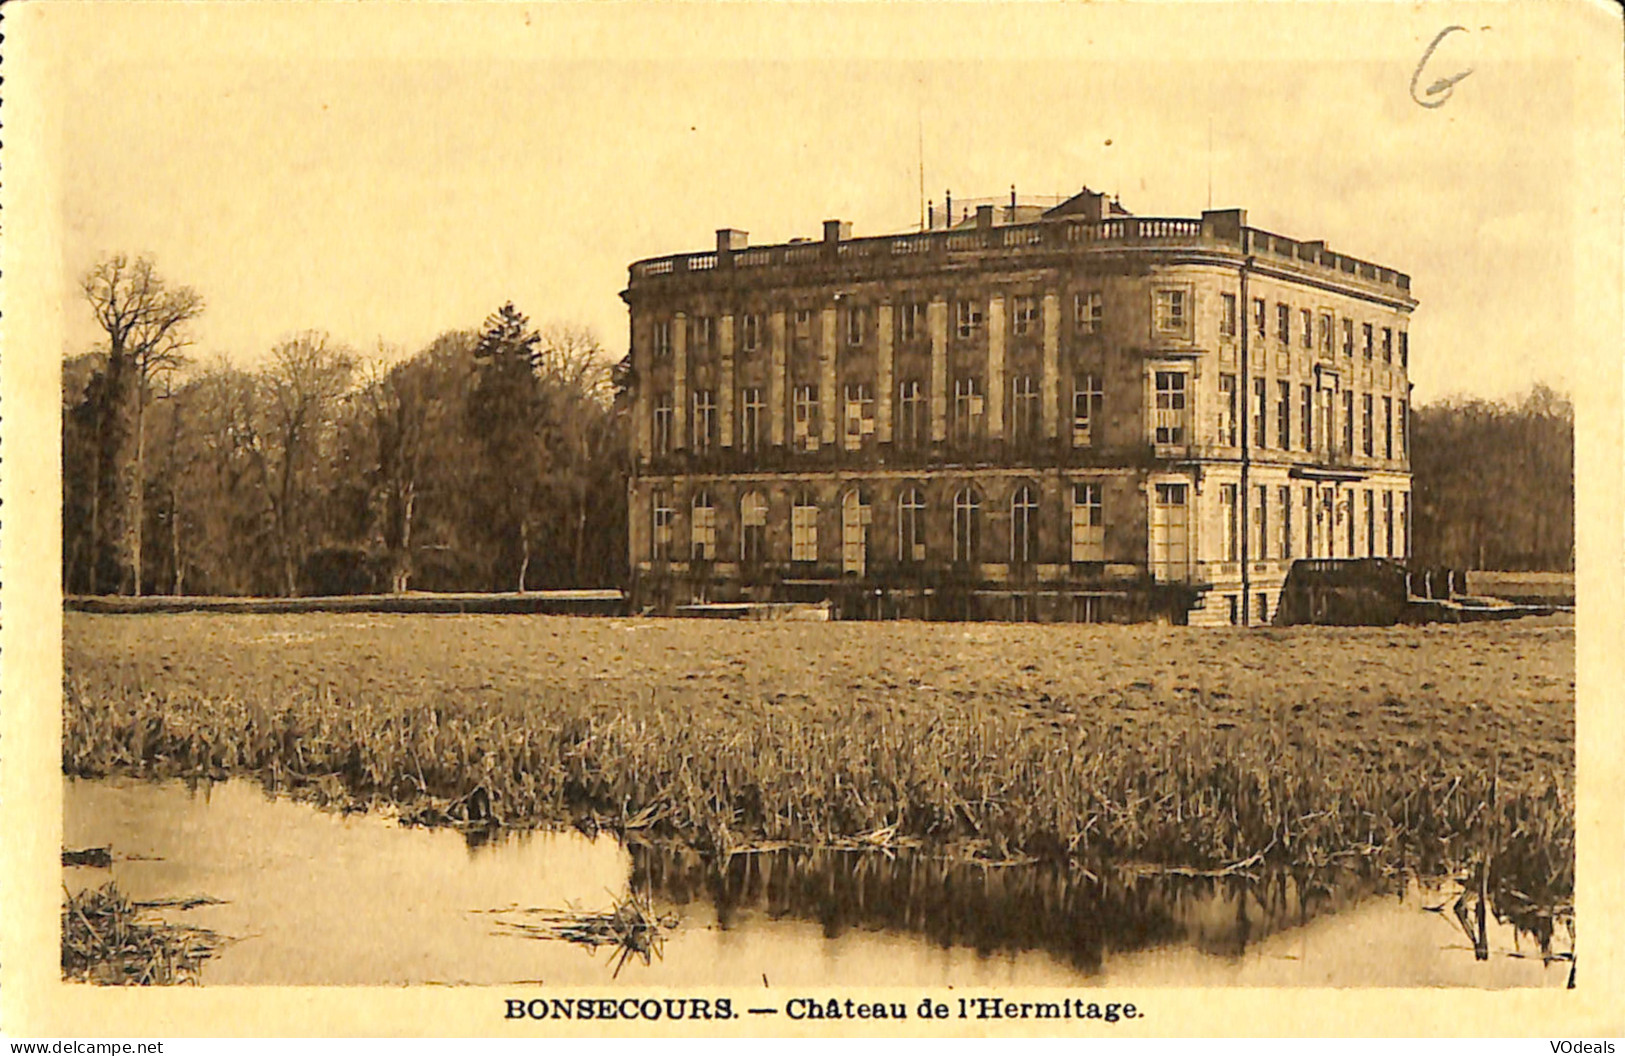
[[630, 216, 1411, 295]]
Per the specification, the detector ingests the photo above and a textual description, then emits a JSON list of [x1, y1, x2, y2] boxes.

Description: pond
[[63, 777, 1571, 987]]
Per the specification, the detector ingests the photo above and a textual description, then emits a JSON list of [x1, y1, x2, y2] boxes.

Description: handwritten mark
[[1411, 25, 1473, 108]]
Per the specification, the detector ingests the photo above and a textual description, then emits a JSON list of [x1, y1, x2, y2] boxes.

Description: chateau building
[[621, 187, 1415, 624]]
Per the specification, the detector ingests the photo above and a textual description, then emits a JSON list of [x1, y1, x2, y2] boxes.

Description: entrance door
[[1150, 482, 1190, 582]]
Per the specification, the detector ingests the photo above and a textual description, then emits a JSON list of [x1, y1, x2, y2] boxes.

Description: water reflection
[[634, 844, 1381, 973], [65, 777, 1571, 987]]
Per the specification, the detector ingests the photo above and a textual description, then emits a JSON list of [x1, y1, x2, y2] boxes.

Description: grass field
[[63, 613, 1574, 914]]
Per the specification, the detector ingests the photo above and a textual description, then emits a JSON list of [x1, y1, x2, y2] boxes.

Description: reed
[[62, 675, 1572, 894], [61, 882, 221, 985], [62, 613, 1575, 930]]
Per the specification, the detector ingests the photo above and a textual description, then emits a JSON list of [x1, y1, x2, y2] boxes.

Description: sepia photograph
[[3, 0, 1623, 1038]]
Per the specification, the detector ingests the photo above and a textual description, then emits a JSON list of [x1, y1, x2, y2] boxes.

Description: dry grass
[[62, 613, 1574, 898], [488, 891, 678, 976], [61, 883, 222, 985]]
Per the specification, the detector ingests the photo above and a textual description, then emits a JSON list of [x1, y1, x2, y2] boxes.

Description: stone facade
[[622, 190, 1416, 623]]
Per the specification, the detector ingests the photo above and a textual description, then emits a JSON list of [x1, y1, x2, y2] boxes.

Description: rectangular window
[[791, 499, 818, 562], [1219, 373, 1238, 446], [1382, 327, 1393, 363], [1363, 322, 1374, 359], [653, 320, 672, 358], [1318, 312, 1333, 355], [1227, 595, 1239, 626], [792, 385, 820, 451], [956, 299, 984, 339], [740, 313, 761, 354], [899, 302, 924, 343], [1342, 318, 1354, 357], [1155, 289, 1187, 333], [953, 376, 984, 442], [1399, 331, 1409, 369], [1254, 297, 1268, 339], [1300, 308, 1313, 349], [1276, 303, 1291, 344], [1220, 484, 1238, 562], [897, 380, 924, 448], [1362, 394, 1374, 456], [1220, 293, 1237, 337], [1012, 295, 1038, 336], [843, 383, 875, 451], [1400, 493, 1410, 557], [1343, 390, 1355, 454], [1277, 380, 1291, 453], [1255, 485, 1269, 560], [1071, 482, 1104, 562], [1279, 485, 1293, 559], [1398, 399, 1408, 458], [740, 492, 767, 564], [691, 496, 716, 561], [651, 394, 673, 456], [1383, 396, 1394, 459], [740, 387, 764, 453], [1010, 375, 1039, 442], [846, 305, 866, 347], [691, 390, 715, 452], [651, 492, 673, 561], [1299, 384, 1313, 451], [793, 308, 812, 342], [1303, 486, 1315, 557], [1154, 371, 1187, 445], [898, 489, 925, 563], [1075, 291, 1102, 334], [1252, 378, 1267, 448], [1364, 489, 1376, 558], [1072, 373, 1103, 447], [1384, 491, 1395, 557], [690, 315, 715, 355]]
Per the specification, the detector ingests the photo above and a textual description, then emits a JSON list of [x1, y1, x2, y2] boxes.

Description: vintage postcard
[[3, 0, 1622, 1039]]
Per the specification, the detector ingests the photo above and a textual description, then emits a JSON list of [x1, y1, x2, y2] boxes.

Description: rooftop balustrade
[[628, 216, 1411, 296]]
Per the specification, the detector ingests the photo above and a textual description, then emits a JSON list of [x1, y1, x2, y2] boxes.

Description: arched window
[[898, 487, 926, 563], [1010, 485, 1038, 564], [651, 489, 673, 562], [740, 491, 767, 564], [841, 489, 870, 576], [691, 490, 715, 561], [953, 486, 981, 563], [791, 489, 819, 563]]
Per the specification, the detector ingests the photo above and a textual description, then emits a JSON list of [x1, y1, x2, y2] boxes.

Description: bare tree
[[80, 254, 204, 594], [536, 323, 617, 578], [243, 332, 355, 595]]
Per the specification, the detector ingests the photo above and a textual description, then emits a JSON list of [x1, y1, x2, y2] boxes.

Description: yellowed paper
[[4, 0, 1624, 1038]]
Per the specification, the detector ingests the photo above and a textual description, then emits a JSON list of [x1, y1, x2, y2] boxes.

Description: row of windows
[[650, 372, 1125, 455], [652, 369, 1408, 462], [650, 483, 1109, 567], [1217, 375, 1408, 457], [1222, 295, 1408, 368], [1217, 484, 1409, 562], [646, 289, 1132, 360], [652, 291, 1406, 367]]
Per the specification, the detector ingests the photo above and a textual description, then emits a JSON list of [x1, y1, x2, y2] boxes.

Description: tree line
[[1408, 384, 1574, 572], [62, 254, 1575, 596], [63, 255, 629, 597]]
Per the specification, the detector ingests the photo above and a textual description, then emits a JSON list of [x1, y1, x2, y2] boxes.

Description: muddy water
[[64, 777, 1570, 987]]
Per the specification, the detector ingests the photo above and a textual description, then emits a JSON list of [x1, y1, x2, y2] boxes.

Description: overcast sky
[[32, 1, 1611, 405]]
